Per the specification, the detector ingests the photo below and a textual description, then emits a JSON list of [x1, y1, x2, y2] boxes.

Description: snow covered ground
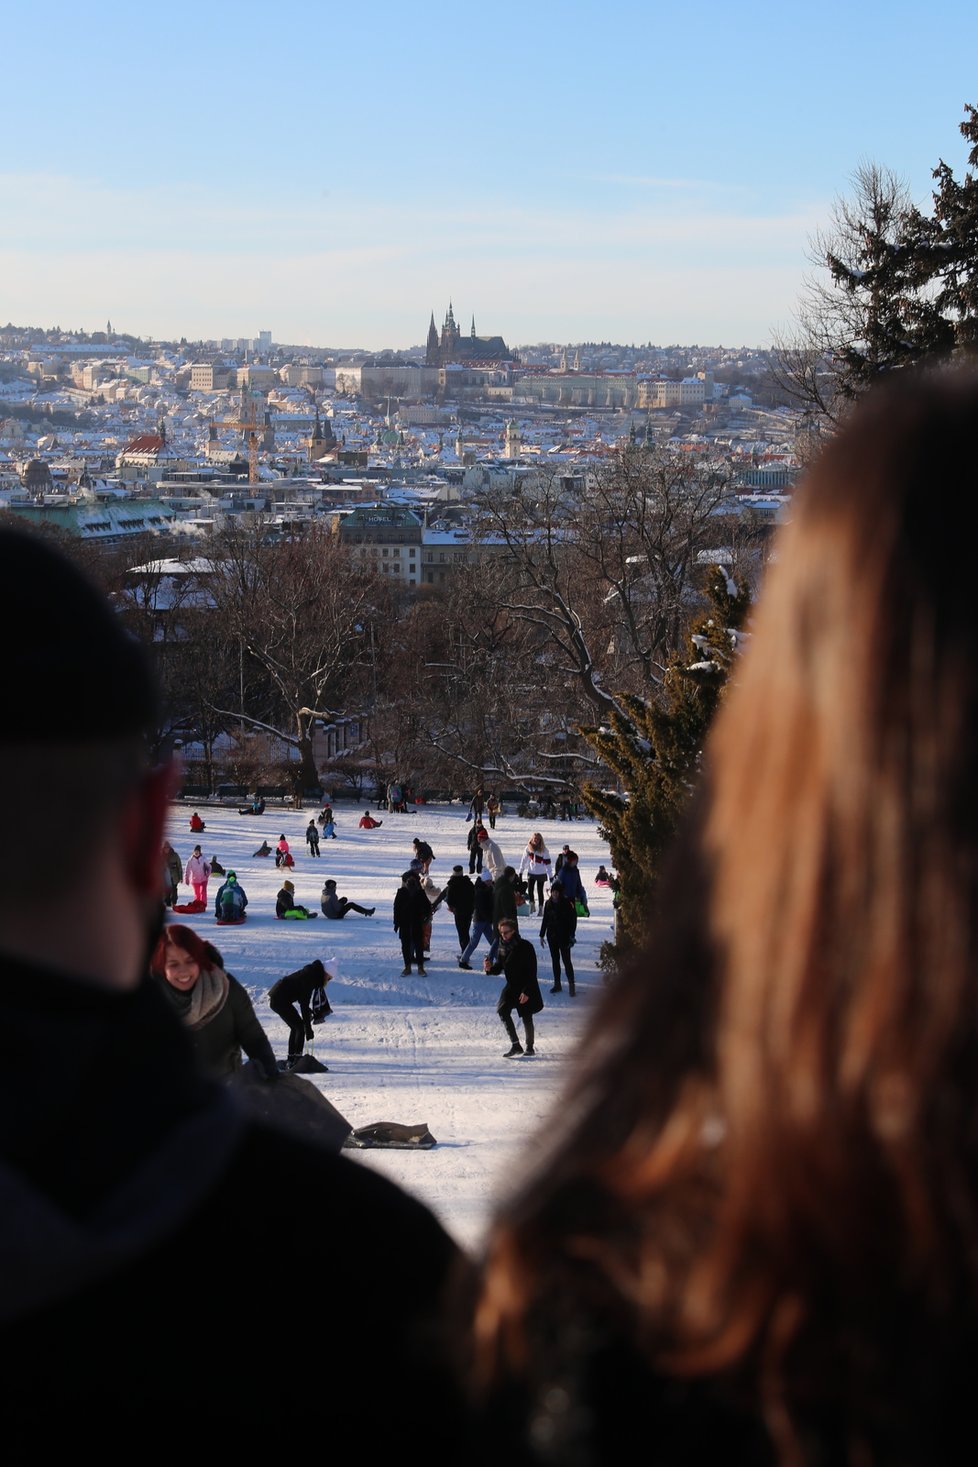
[[166, 800, 612, 1252]]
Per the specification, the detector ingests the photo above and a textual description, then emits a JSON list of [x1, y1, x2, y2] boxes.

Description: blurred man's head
[[0, 529, 170, 984]]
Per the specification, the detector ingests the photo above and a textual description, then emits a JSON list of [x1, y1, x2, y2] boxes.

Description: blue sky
[[4, 0, 977, 349]]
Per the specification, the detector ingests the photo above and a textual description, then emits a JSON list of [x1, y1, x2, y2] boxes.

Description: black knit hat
[[0, 528, 158, 742]]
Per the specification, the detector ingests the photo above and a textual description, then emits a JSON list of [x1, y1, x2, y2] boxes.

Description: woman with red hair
[[471, 372, 978, 1466], [150, 925, 277, 1082]]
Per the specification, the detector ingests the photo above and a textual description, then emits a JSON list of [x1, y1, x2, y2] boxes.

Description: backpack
[[311, 982, 332, 1024], [221, 885, 244, 918]]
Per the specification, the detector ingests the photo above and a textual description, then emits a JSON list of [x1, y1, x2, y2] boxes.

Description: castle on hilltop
[[425, 303, 510, 366]]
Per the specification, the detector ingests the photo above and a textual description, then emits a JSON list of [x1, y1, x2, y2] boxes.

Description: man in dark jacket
[[458, 871, 495, 969], [485, 916, 544, 1057], [394, 870, 432, 975], [467, 818, 486, 872], [439, 865, 475, 952], [493, 865, 521, 936], [0, 529, 464, 1461]]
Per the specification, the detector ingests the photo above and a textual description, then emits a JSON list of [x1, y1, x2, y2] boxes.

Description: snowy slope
[[166, 800, 613, 1251]]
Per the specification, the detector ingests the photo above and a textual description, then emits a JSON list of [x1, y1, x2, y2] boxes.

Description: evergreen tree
[[926, 104, 978, 355], [776, 105, 978, 420], [580, 567, 750, 960]]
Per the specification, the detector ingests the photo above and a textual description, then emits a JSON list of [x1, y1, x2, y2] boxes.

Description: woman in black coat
[[267, 959, 331, 1067], [150, 925, 277, 1081]]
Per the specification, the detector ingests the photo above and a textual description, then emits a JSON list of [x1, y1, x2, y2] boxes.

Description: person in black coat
[[150, 926, 277, 1081], [467, 818, 485, 873], [485, 917, 543, 1057], [458, 871, 496, 969], [394, 870, 432, 975], [267, 958, 331, 1066], [493, 866, 521, 936], [440, 865, 475, 952], [539, 883, 577, 994], [0, 524, 466, 1465]]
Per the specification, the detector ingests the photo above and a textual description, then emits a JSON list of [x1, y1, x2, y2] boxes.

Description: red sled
[[172, 900, 207, 914], [216, 915, 247, 926]]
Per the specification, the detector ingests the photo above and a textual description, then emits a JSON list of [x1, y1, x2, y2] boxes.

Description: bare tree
[[209, 522, 386, 790], [473, 446, 737, 723]]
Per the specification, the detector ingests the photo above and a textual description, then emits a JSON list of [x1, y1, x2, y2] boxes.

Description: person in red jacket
[[359, 811, 383, 829]]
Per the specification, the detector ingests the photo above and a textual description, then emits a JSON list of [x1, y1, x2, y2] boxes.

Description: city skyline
[[4, 0, 977, 350]]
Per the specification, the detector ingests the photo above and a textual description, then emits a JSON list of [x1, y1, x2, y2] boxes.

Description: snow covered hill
[[166, 799, 613, 1250]]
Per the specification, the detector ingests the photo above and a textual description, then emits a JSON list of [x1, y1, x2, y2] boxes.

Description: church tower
[[308, 404, 336, 462], [426, 311, 439, 366], [441, 301, 460, 360]]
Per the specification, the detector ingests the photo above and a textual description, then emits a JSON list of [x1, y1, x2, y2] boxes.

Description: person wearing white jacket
[[518, 832, 552, 913], [476, 827, 507, 881]]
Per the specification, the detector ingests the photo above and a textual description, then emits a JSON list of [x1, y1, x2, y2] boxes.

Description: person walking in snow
[[467, 818, 486, 873], [305, 820, 321, 857], [458, 871, 495, 969], [485, 916, 543, 1058], [540, 881, 576, 995], [394, 869, 431, 976], [439, 865, 476, 953], [553, 849, 588, 912], [518, 831, 552, 913], [493, 866, 522, 940], [479, 827, 507, 881]]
